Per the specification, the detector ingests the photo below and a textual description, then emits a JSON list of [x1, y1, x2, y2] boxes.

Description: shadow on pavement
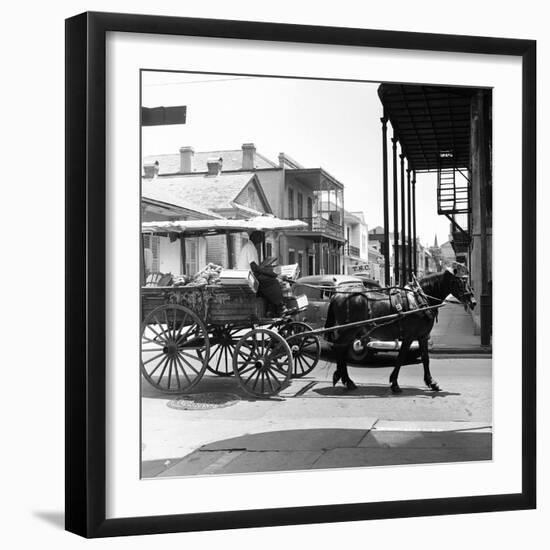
[[141, 375, 285, 402], [313, 384, 461, 398], [142, 427, 492, 478]]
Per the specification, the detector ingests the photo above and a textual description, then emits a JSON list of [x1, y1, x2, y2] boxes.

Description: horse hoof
[[345, 380, 357, 391], [332, 372, 342, 387], [430, 383, 441, 392], [391, 384, 402, 394]]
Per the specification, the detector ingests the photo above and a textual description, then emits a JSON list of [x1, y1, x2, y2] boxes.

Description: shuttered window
[[205, 234, 227, 266], [143, 233, 160, 273]]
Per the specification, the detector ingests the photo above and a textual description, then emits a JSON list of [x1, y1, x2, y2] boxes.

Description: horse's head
[[446, 268, 477, 311]]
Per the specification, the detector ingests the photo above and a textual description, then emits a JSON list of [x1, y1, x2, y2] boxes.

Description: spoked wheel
[[202, 324, 243, 376], [141, 304, 209, 393], [279, 322, 321, 378], [233, 328, 293, 398]]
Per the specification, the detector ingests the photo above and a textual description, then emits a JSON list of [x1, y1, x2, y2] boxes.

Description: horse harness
[[335, 283, 435, 343]]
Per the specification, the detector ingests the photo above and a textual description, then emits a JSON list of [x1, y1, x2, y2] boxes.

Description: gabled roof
[[142, 172, 271, 215], [144, 149, 279, 175]]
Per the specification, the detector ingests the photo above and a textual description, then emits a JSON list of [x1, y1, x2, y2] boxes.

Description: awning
[[378, 84, 476, 172], [142, 215, 308, 236]]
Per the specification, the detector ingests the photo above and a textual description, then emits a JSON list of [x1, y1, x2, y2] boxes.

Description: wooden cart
[[140, 218, 321, 398]]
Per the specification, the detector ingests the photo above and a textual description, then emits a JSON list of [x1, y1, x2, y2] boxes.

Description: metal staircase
[[437, 167, 470, 215], [437, 166, 472, 254]]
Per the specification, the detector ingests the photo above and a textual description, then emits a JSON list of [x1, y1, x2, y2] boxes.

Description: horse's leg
[[420, 336, 440, 391], [332, 343, 343, 386], [332, 343, 357, 391], [340, 355, 357, 391], [389, 339, 412, 394]]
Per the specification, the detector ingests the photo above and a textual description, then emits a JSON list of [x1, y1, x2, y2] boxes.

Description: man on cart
[[237, 230, 287, 316]]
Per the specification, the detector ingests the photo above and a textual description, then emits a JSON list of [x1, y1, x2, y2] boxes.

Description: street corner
[[141, 419, 492, 478]]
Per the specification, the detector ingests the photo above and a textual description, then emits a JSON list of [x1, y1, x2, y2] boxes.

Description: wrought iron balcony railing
[[285, 216, 344, 240]]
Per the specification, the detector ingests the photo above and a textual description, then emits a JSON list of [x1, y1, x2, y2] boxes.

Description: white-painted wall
[[158, 236, 181, 275]]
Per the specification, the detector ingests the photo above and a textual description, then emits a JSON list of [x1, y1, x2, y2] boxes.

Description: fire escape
[[437, 162, 471, 256]]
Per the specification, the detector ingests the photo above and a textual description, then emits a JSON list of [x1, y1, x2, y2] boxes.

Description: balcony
[[451, 230, 471, 254], [345, 243, 361, 257], [285, 216, 344, 241]]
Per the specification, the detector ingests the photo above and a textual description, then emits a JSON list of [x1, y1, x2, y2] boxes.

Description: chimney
[[242, 143, 256, 170], [143, 160, 159, 179], [179, 146, 194, 173], [206, 156, 223, 176]]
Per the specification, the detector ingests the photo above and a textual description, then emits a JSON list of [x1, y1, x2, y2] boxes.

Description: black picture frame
[[65, 11, 536, 538]]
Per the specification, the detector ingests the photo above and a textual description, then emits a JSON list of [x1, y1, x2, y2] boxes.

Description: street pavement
[[141, 354, 492, 478]]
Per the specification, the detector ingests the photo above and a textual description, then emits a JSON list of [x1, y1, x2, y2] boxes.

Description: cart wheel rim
[[280, 322, 321, 378], [141, 304, 209, 394], [233, 329, 292, 398]]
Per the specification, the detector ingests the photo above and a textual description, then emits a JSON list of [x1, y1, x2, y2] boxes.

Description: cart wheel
[[141, 304, 209, 393], [233, 329, 293, 398], [279, 322, 321, 378], [202, 324, 243, 377]]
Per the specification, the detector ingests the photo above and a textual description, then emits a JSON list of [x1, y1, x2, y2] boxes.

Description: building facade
[[141, 155, 272, 277], [144, 144, 346, 277], [343, 210, 369, 276]]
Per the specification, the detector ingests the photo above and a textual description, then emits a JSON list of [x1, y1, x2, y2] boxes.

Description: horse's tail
[[324, 299, 336, 342]]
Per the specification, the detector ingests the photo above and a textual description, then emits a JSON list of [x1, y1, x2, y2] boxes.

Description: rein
[[285, 303, 446, 338], [290, 280, 445, 305]]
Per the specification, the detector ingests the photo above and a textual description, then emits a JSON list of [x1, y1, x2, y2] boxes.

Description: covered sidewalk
[[377, 83, 492, 347], [430, 302, 491, 353]]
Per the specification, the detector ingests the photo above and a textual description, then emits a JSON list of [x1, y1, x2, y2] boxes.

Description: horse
[[325, 268, 477, 394]]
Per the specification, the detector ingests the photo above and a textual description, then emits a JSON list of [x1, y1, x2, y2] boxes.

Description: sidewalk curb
[[430, 347, 492, 355], [372, 420, 492, 432]]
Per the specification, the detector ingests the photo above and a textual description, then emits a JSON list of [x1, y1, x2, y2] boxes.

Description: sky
[[142, 71, 450, 248]]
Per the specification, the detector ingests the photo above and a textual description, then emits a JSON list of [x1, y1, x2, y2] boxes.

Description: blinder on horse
[[451, 276, 477, 311]]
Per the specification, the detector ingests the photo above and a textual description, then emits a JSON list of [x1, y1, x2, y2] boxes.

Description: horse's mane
[[419, 271, 447, 300]]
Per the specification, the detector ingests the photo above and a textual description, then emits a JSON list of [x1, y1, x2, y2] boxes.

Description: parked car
[[293, 274, 365, 331], [353, 274, 382, 291], [293, 274, 419, 363]]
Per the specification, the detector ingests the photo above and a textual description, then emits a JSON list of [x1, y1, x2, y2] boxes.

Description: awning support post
[[471, 90, 491, 346], [392, 134, 399, 286], [412, 170, 417, 276], [400, 152, 407, 285], [381, 114, 390, 285], [226, 231, 233, 269], [407, 164, 412, 280]]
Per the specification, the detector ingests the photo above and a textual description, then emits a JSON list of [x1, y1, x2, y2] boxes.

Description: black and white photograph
[[0, 0, 541, 545], [139, 71, 492, 479]]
